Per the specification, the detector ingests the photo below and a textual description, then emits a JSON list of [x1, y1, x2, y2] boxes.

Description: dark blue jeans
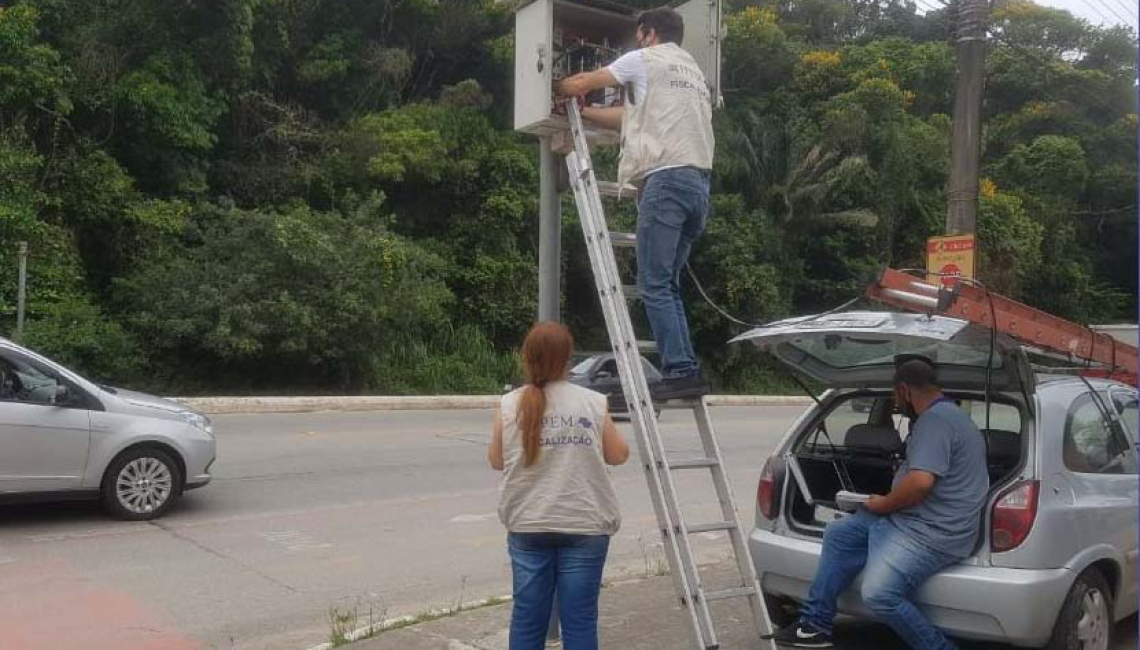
[[800, 510, 960, 650], [507, 532, 610, 650], [636, 167, 710, 378]]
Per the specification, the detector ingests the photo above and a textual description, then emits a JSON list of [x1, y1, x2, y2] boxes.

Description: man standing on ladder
[[557, 7, 715, 400]]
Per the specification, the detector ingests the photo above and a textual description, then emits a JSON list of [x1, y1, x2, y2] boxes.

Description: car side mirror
[[54, 384, 72, 405]]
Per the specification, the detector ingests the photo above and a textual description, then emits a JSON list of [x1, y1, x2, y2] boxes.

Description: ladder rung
[[687, 521, 736, 534], [636, 340, 658, 353], [609, 231, 636, 248], [597, 181, 638, 198], [668, 457, 719, 470], [703, 586, 757, 602], [656, 397, 702, 409]]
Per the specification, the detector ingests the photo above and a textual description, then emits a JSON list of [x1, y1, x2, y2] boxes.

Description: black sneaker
[[762, 622, 833, 648], [649, 374, 710, 401]]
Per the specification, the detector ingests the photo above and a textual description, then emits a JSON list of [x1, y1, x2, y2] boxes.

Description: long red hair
[[517, 322, 574, 466]]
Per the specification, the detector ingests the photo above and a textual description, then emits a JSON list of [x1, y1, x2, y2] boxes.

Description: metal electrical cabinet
[[510, 0, 723, 135]]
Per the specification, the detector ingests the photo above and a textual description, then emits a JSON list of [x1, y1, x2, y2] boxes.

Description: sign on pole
[[927, 234, 975, 287]]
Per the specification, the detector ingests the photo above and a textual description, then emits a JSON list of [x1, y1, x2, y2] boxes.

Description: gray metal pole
[[946, 0, 987, 235], [538, 136, 562, 322], [15, 242, 27, 343], [538, 140, 563, 640]]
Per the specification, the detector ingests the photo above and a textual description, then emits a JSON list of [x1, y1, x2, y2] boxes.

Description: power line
[[1075, 0, 1121, 25], [934, 0, 1129, 115], [1108, 0, 1138, 20], [1089, 0, 1134, 25], [988, 27, 1125, 115], [937, 0, 1136, 25]]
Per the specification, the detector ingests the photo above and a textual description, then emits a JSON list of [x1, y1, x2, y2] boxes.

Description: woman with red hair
[[489, 321, 630, 650]]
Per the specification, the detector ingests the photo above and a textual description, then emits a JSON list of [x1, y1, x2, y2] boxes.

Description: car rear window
[[783, 336, 1004, 371]]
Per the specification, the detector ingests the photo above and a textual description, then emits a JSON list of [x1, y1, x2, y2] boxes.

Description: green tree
[[113, 196, 452, 392]]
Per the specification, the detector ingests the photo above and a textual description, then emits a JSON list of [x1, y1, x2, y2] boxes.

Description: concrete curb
[[172, 394, 813, 415], [303, 595, 514, 650]]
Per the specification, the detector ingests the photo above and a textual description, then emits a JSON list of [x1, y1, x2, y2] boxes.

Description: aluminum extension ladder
[[563, 99, 777, 650]]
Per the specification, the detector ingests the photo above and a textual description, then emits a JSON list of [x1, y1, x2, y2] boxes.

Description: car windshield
[[780, 335, 1003, 371], [569, 357, 595, 375]]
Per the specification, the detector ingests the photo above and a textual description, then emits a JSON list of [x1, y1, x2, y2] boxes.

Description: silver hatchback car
[[0, 338, 216, 520], [735, 312, 1138, 650]]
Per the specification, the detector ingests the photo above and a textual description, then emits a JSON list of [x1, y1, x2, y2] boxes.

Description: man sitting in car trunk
[[765, 359, 989, 649]]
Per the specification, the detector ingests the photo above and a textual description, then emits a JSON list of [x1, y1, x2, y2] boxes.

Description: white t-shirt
[[607, 50, 648, 107]]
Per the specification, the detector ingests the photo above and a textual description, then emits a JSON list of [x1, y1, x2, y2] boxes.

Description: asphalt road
[[0, 406, 801, 650], [0, 406, 1134, 650]]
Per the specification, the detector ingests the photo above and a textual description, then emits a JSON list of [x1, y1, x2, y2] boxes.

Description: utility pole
[[946, 0, 988, 235], [15, 242, 27, 343], [537, 136, 562, 322]]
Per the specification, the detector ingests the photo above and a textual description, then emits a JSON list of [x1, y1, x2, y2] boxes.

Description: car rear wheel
[[101, 447, 182, 521], [1047, 569, 1113, 650]]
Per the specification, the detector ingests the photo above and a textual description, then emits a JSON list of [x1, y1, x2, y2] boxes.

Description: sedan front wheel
[[101, 447, 182, 520]]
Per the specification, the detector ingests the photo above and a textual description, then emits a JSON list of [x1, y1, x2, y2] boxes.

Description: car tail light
[[758, 457, 779, 520], [991, 480, 1039, 552]]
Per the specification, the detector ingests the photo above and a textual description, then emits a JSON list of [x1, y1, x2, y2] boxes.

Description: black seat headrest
[[844, 424, 903, 454], [982, 429, 1020, 463]]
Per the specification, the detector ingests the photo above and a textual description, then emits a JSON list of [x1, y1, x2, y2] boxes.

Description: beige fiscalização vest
[[618, 42, 715, 189], [497, 381, 621, 536]]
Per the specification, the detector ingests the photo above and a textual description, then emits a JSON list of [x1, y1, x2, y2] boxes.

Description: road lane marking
[[449, 513, 495, 523], [261, 530, 333, 552], [27, 525, 151, 544]]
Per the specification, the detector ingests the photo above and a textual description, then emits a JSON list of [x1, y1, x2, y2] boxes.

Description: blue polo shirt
[[889, 399, 990, 558]]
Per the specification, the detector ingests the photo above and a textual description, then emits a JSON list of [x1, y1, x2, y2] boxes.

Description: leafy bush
[[21, 297, 143, 386], [113, 195, 452, 392]]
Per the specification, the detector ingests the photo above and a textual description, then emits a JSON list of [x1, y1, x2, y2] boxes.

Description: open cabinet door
[[674, 0, 723, 106]]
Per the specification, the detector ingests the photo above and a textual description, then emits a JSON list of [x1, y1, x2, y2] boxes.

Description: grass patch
[[637, 534, 670, 578], [324, 594, 514, 646], [328, 604, 381, 647], [374, 324, 519, 394]]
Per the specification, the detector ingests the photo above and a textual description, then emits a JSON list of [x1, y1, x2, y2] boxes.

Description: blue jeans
[[507, 532, 610, 650], [800, 510, 959, 650], [636, 167, 710, 378]]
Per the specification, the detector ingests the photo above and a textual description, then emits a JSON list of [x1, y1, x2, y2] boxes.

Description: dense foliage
[[0, 0, 1135, 394]]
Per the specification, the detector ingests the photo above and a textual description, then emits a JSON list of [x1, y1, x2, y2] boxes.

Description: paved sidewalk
[[346, 560, 764, 650], [341, 557, 1139, 650]]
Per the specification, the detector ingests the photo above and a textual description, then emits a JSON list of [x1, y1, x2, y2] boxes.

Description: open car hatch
[[730, 311, 1033, 392]]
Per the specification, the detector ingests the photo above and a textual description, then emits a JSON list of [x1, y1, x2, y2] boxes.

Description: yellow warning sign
[[927, 234, 976, 287]]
